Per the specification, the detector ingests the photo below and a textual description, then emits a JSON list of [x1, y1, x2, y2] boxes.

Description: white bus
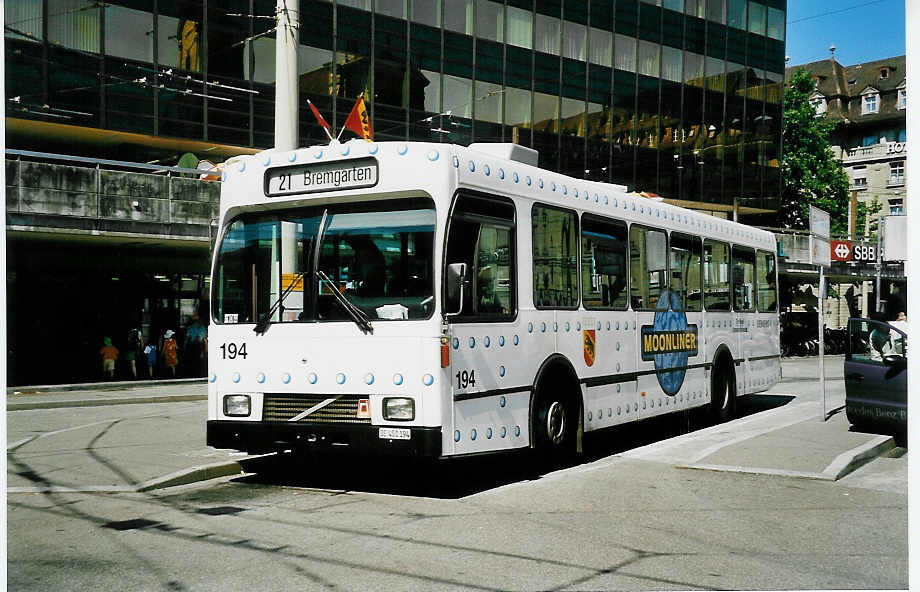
[[207, 140, 780, 460]]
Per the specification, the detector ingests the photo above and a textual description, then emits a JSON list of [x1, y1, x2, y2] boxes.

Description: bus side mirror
[[445, 263, 469, 316]]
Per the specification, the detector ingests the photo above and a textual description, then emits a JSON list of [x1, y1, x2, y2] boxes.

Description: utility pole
[[274, 0, 300, 151]]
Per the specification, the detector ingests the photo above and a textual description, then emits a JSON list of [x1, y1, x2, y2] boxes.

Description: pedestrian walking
[[144, 338, 157, 378], [184, 313, 208, 377], [163, 329, 179, 377], [125, 328, 143, 379], [99, 337, 119, 380]]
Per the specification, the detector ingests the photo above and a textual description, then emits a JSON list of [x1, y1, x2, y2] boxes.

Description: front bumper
[[207, 420, 442, 458]]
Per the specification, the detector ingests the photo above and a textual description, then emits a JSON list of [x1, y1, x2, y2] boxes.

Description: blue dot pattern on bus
[[649, 290, 694, 396]]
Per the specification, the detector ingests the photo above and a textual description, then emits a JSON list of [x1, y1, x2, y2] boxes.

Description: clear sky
[[784, 0, 906, 66]]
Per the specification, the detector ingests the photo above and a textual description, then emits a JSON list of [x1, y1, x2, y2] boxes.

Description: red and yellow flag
[[344, 95, 374, 141]]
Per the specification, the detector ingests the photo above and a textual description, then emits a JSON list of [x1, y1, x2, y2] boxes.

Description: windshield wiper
[[316, 270, 374, 334], [253, 269, 306, 335]]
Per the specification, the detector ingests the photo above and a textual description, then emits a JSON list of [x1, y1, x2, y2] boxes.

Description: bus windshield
[[214, 198, 436, 325]]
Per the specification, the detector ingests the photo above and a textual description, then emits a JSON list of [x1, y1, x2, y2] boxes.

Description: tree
[[780, 68, 850, 234], [854, 197, 882, 240]]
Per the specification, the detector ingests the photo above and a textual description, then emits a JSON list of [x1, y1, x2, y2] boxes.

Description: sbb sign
[[852, 243, 877, 262], [831, 241, 850, 261], [830, 240, 877, 263]]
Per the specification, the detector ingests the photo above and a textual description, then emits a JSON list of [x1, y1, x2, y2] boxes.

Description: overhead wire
[[787, 0, 894, 24]]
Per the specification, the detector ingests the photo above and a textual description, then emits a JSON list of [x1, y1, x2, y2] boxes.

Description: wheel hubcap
[[546, 401, 565, 445]]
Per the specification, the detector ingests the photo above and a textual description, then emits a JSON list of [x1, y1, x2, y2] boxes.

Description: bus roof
[[220, 140, 775, 251]]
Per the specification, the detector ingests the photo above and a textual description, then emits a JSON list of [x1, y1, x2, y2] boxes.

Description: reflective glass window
[[707, 0, 725, 24], [748, 2, 766, 35], [507, 6, 533, 48], [685, 0, 705, 18], [589, 27, 613, 66], [533, 92, 559, 132], [411, 0, 440, 26], [533, 205, 579, 309], [561, 97, 586, 138], [477, 0, 504, 42], [376, 0, 406, 18], [582, 215, 629, 310], [421, 69, 441, 113], [535, 13, 561, 54], [475, 80, 503, 124], [684, 51, 704, 85], [727, 0, 746, 29], [49, 0, 100, 53], [767, 7, 784, 41], [505, 86, 533, 128], [638, 40, 660, 77], [104, 5, 152, 61], [563, 20, 587, 60], [445, 0, 474, 34], [662, 46, 682, 82], [5, 0, 42, 42], [444, 75, 473, 118], [615, 34, 637, 72], [663, 0, 684, 12]]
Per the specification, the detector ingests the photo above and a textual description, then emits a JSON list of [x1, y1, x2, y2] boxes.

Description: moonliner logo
[[640, 291, 698, 396]]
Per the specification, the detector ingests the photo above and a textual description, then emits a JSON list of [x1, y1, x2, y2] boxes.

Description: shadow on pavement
[[233, 392, 796, 499]]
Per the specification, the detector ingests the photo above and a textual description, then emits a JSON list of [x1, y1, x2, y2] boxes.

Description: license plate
[[378, 427, 411, 440]]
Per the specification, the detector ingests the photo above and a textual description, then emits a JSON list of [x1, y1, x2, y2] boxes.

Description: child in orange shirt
[[99, 337, 119, 380]]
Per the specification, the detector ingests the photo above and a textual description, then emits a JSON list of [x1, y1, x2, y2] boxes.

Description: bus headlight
[[383, 397, 414, 421], [223, 394, 251, 417]]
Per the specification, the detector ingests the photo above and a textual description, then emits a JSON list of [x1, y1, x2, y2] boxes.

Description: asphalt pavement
[[5, 355, 901, 494]]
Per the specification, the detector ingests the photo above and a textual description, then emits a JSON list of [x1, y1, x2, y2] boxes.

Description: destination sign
[[265, 157, 378, 197]]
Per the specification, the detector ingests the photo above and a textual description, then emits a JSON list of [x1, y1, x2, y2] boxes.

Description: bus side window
[[445, 194, 516, 319], [533, 204, 579, 309], [630, 225, 668, 310], [670, 232, 702, 312], [703, 239, 731, 311], [756, 250, 777, 312], [581, 214, 628, 310], [732, 246, 755, 312]]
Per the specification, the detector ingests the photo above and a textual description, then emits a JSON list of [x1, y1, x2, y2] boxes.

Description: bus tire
[[710, 353, 736, 422], [532, 366, 581, 464]]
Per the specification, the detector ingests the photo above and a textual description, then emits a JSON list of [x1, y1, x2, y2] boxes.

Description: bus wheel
[[710, 359, 736, 422], [534, 386, 578, 463]]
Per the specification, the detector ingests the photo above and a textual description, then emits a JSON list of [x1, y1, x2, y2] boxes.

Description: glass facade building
[[5, 0, 786, 214]]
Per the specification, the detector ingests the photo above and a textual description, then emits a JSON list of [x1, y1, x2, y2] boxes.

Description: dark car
[[845, 318, 907, 436]]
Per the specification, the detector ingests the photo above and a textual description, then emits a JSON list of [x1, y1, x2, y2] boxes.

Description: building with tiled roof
[[787, 54, 907, 219]]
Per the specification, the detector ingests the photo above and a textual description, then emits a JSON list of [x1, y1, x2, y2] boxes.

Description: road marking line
[[7, 406, 203, 452]]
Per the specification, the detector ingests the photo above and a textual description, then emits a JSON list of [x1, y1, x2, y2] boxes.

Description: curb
[[7, 460, 253, 495], [678, 433, 896, 482], [8, 394, 208, 411], [8, 378, 207, 395], [137, 460, 248, 492], [823, 434, 896, 480]]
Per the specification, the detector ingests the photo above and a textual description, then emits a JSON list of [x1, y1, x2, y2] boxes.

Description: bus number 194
[[220, 342, 248, 359], [455, 369, 476, 389]]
